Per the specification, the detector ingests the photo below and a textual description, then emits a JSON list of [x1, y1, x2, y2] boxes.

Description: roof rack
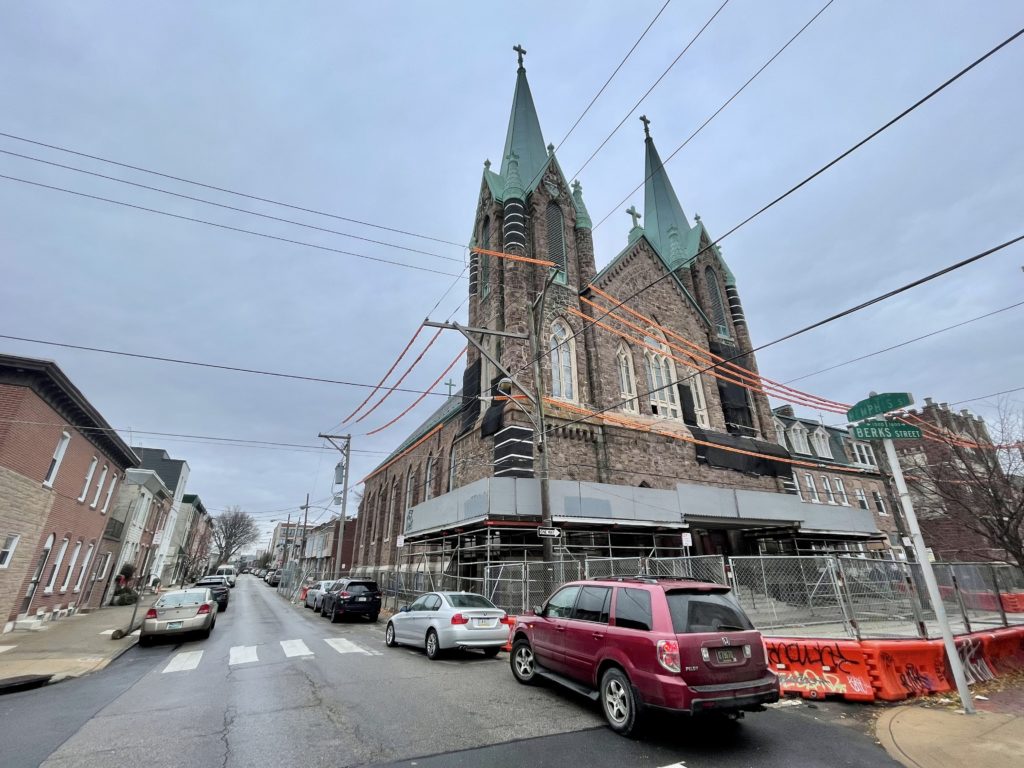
[[594, 574, 703, 584]]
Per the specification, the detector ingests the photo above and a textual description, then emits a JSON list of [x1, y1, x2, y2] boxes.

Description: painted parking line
[[229, 645, 259, 665], [97, 629, 116, 636], [0, 645, 16, 654], [162, 651, 204, 673], [280, 639, 313, 658], [324, 637, 382, 657]]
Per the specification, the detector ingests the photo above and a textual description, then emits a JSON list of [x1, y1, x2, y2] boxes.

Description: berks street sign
[[851, 421, 923, 440]]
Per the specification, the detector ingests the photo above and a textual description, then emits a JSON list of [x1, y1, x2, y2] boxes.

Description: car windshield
[[157, 592, 206, 607], [666, 591, 754, 633], [446, 594, 496, 609]]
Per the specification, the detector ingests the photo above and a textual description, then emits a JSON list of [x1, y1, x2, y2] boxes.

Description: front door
[[562, 586, 612, 685], [19, 536, 53, 615], [530, 585, 579, 674]]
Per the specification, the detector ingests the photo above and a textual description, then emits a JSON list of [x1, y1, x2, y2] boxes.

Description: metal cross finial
[[640, 114, 651, 137], [626, 205, 642, 228], [513, 44, 527, 67], [444, 378, 456, 398]]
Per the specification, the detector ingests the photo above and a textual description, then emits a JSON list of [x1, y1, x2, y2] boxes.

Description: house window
[[44, 537, 70, 593], [385, 483, 400, 542], [616, 344, 638, 413], [822, 476, 836, 504], [43, 431, 71, 487], [546, 202, 566, 274], [855, 488, 869, 510], [424, 456, 435, 501], [96, 551, 112, 580], [644, 330, 688, 421], [101, 474, 118, 514], [549, 320, 576, 401], [803, 474, 820, 503], [852, 442, 877, 467], [789, 424, 811, 454], [60, 540, 83, 592], [74, 542, 95, 592], [872, 491, 889, 516], [704, 266, 729, 338], [774, 420, 788, 449], [480, 216, 491, 296], [78, 457, 98, 502], [791, 471, 804, 501], [834, 477, 849, 505], [0, 534, 20, 568], [448, 444, 457, 492], [405, 469, 417, 511], [812, 429, 833, 459], [90, 465, 108, 509]]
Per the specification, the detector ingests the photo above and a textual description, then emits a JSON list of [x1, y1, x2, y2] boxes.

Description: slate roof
[[132, 447, 188, 492], [370, 391, 464, 473], [772, 409, 854, 467]]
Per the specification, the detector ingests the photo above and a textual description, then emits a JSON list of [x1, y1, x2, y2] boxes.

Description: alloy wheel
[[514, 646, 534, 678], [604, 678, 629, 725]]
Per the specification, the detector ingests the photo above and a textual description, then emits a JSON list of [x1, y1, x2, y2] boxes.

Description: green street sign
[[851, 421, 923, 440], [847, 392, 914, 423]]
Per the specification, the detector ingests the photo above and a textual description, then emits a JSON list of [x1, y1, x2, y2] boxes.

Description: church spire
[[500, 44, 547, 191], [641, 115, 694, 266]]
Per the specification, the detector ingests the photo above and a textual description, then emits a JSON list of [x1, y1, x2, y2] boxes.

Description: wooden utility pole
[[319, 434, 352, 579]]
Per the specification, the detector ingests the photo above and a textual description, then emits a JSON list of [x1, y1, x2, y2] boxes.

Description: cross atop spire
[[513, 44, 527, 69], [640, 114, 651, 137], [626, 205, 642, 228]]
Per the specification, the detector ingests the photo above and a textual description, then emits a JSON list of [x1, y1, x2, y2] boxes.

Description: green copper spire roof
[[571, 180, 592, 229], [499, 47, 547, 193], [642, 117, 697, 269]]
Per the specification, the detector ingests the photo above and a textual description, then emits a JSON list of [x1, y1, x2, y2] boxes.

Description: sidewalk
[[0, 595, 157, 694], [877, 689, 1024, 768]]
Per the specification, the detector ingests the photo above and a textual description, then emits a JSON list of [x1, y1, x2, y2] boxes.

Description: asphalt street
[[0, 576, 900, 767]]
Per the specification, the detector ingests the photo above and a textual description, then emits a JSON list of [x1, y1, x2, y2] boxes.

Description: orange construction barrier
[[763, 638, 875, 701], [980, 626, 1024, 676], [861, 640, 948, 701]]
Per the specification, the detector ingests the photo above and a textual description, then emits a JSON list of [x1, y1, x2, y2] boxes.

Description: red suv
[[509, 577, 778, 735]]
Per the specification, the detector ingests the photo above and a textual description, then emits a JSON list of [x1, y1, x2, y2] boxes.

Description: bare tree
[[902, 403, 1023, 573], [210, 507, 260, 567], [178, 526, 212, 582]]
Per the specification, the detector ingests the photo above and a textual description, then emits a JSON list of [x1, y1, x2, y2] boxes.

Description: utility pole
[[300, 493, 310, 575], [319, 434, 352, 579], [282, 513, 291, 568]]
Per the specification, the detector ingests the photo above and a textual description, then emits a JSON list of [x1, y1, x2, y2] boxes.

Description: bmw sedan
[[193, 575, 230, 612], [305, 580, 336, 611], [385, 592, 512, 660], [140, 588, 218, 645]]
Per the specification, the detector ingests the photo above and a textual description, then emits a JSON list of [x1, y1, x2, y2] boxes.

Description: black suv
[[320, 579, 381, 623]]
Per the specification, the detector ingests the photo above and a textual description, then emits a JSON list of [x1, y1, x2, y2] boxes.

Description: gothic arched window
[[546, 202, 566, 273], [448, 443, 457, 492], [705, 266, 729, 337], [616, 344, 638, 413], [480, 216, 491, 294], [424, 455, 435, 501], [549, 320, 576, 401], [643, 331, 680, 419]]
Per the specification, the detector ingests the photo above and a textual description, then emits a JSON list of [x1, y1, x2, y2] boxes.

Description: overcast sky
[[2, 2, 1021, 548]]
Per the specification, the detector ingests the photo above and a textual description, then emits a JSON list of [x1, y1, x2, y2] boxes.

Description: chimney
[[774, 405, 795, 418], [924, 397, 934, 406], [940, 402, 949, 410]]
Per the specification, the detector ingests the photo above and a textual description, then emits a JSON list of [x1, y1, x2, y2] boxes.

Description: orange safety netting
[[470, 246, 556, 268], [364, 349, 466, 437]]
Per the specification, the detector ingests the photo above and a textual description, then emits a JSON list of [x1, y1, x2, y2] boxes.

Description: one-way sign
[[537, 527, 561, 539]]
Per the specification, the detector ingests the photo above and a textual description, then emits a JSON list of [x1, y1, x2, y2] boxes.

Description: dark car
[[509, 576, 778, 736], [192, 575, 230, 612], [320, 579, 381, 623]]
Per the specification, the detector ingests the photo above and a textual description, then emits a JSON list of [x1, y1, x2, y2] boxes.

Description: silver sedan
[[305, 580, 336, 611], [140, 588, 217, 645], [385, 592, 511, 660]]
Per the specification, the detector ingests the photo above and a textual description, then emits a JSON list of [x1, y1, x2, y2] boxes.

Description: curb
[[875, 708, 912, 767], [0, 634, 139, 696]]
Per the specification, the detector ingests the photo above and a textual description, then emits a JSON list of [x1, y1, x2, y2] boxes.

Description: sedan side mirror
[[533, 605, 544, 616], [399, 605, 410, 612]]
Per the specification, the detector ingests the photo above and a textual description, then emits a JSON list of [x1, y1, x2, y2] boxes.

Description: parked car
[[215, 565, 237, 587], [263, 569, 276, 583], [509, 576, 778, 736], [305, 580, 337, 611], [193, 575, 230, 612], [386, 592, 512, 660], [140, 588, 218, 645], [320, 579, 381, 622], [267, 570, 281, 586]]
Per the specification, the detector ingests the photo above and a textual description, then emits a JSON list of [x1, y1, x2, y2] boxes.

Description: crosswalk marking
[[324, 637, 382, 657], [280, 639, 313, 657], [229, 645, 259, 665], [162, 651, 204, 673], [98, 629, 116, 636], [0, 645, 16, 654]]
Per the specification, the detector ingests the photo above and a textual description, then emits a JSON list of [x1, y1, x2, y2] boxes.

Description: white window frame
[[448, 444, 457, 492], [852, 442, 877, 467], [90, 465, 108, 509], [872, 491, 889, 516], [424, 456, 435, 501], [616, 344, 638, 413], [789, 424, 811, 455], [803, 473, 820, 503], [74, 542, 94, 592], [834, 477, 849, 505], [791, 471, 803, 501], [100, 474, 118, 514], [774, 419, 789, 448], [684, 371, 711, 429], [78, 457, 98, 502], [812, 429, 833, 459], [44, 537, 70, 594], [549, 320, 577, 401], [855, 488, 869, 510], [96, 551, 112, 581], [43, 431, 71, 488], [821, 476, 836, 504], [60, 540, 83, 592], [0, 534, 20, 568]]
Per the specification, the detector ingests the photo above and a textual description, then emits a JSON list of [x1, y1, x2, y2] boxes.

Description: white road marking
[[130, 629, 140, 637], [162, 651, 204, 673], [324, 637, 381, 656], [280, 639, 313, 657], [98, 629, 116, 636], [656, 763, 687, 768], [0, 645, 16, 654], [229, 645, 259, 665]]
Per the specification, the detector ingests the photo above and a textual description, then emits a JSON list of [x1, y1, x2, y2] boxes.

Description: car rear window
[[158, 592, 205, 607], [667, 592, 754, 634], [613, 587, 652, 631], [346, 582, 378, 594], [446, 594, 496, 609]]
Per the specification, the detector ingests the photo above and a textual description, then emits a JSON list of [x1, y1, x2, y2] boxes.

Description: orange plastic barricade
[[979, 626, 1024, 676], [763, 638, 875, 701], [1000, 591, 1024, 613], [860, 640, 948, 701]]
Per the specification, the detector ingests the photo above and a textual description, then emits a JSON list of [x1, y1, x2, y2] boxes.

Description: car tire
[[138, 634, 152, 647], [319, 602, 327, 617], [425, 629, 441, 660], [511, 639, 538, 685], [385, 622, 398, 647], [330, 605, 340, 623], [600, 667, 642, 737], [483, 646, 501, 658]]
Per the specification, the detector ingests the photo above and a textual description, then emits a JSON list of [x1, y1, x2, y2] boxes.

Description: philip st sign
[[851, 421, 923, 440], [846, 392, 914, 423]]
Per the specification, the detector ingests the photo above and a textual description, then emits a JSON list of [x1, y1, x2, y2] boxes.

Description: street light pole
[[319, 434, 352, 579]]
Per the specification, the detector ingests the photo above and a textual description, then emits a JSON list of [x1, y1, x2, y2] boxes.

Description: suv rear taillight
[[145, 608, 158, 620], [450, 613, 469, 625], [657, 639, 681, 673], [197, 604, 211, 615], [339, 591, 350, 599]]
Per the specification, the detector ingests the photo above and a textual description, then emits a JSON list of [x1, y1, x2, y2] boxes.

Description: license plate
[[716, 648, 738, 663], [356, 596, 367, 602], [167, 621, 183, 630], [474, 618, 497, 628]]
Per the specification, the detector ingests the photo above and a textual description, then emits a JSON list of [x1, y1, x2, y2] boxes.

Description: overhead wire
[[353, 327, 446, 425]]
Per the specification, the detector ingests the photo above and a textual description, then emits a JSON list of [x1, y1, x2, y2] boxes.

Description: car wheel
[[511, 639, 538, 684], [483, 646, 501, 658], [319, 602, 327, 617], [330, 605, 340, 623], [425, 629, 442, 660], [138, 634, 152, 647], [600, 667, 642, 737], [368, 612, 379, 623], [385, 622, 398, 647]]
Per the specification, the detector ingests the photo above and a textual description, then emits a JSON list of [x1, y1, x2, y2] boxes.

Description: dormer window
[[788, 423, 810, 454], [774, 420, 789, 449], [851, 442, 877, 467], [812, 428, 833, 459]]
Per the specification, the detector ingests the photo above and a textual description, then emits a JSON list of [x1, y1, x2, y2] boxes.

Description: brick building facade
[[0, 354, 137, 632], [352, 54, 888, 576]]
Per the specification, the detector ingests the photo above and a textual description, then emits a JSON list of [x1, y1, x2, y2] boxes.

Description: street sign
[[846, 392, 914, 423], [537, 527, 561, 539], [395, 535, 405, 549], [681, 532, 693, 547], [851, 420, 923, 440]]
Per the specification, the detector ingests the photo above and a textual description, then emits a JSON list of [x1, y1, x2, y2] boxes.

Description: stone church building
[[351, 53, 892, 578]]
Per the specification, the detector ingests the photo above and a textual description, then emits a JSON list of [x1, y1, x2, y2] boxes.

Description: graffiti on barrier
[[846, 675, 871, 695], [957, 637, 995, 685], [899, 664, 934, 694], [777, 669, 849, 696], [765, 641, 860, 673]]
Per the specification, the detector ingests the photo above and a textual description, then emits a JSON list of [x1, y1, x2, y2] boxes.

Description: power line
[[0, 173, 465, 278], [951, 386, 1024, 407], [0, 130, 466, 249], [783, 300, 1024, 384]]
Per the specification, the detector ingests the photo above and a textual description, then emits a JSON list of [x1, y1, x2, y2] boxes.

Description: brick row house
[[0, 354, 137, 632], [350, 54, 894, 579]]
